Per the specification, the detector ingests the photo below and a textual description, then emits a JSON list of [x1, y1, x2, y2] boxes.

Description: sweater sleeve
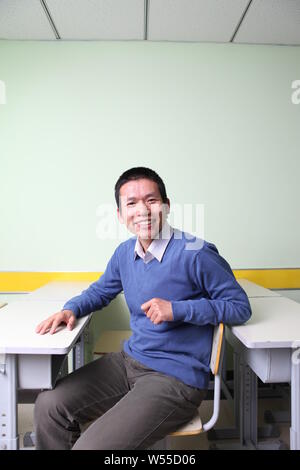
[[62, 247, 123, 318], [171, 244, 251, 326]]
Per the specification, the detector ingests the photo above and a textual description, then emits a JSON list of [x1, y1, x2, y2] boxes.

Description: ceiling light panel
[[234, 0, 300, 45], [147, 0, 251, 42], [46, 0, 145, 40], [0, 0, 56, 39]]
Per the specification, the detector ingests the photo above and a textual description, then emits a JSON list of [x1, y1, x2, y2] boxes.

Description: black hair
[[115, 167, 168, 209]]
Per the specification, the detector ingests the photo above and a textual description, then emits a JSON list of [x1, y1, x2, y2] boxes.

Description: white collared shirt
[[134, 221, 174, 264]]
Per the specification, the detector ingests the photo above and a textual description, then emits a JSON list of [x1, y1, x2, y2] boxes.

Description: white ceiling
[[0, 0, 299, 45]]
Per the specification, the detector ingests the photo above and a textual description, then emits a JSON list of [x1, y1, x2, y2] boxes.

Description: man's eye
[[127, 202, 135, 206], [148, 199, 157, 203]]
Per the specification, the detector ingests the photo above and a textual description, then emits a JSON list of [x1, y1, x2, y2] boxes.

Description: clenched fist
[[141, 298, 173, 325]]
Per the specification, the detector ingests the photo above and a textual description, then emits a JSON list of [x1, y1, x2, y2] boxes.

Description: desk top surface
[[26, 279, 279, 302], [231, 296, 300, 349], [237, 279, 280, 298], [26, 281, 91, 301], [2, 280, 291, 352], [0, 300, 90, 354]]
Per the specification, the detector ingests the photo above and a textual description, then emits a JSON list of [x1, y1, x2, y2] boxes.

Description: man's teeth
[[136, 220, 152, 226]]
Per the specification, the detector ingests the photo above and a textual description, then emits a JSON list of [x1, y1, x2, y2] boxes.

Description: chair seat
[[169, 411, 203, 436]]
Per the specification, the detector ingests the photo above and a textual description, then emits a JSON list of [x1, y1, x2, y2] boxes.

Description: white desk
[[227, 296, 300, 450], [218, 279, 281, 438], [237, 279, 281, 298], [24, 281, 94, 371], [26, 279, 278, 302], [0, 300, 90, 450], [26, 281, 91, 301]]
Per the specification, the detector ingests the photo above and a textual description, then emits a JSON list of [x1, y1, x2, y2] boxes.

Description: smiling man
[[34, 167, 251, 450]]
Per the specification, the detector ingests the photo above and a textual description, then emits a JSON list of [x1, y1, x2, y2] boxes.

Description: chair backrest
[[202, 322, 225, 432], [168, 322, 226, 437], [210, 322, 225, 375]]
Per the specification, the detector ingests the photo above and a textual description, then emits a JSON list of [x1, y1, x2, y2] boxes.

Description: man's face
[[117, 178, 170, 241]]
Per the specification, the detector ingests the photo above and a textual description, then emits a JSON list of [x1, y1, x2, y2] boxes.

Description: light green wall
[[1, 40, 300, 271]]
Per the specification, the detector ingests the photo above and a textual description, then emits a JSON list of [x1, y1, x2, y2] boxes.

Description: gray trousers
[[34, 351, 206, 450]]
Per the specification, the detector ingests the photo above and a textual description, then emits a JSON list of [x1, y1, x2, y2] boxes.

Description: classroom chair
[[167, 323, 225, 439]]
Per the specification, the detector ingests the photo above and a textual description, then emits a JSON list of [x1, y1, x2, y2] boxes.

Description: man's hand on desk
[[35, 309, 76, 335]]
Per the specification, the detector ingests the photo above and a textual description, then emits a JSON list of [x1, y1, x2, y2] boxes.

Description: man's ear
[[117, 207, 124, 224], [165, 198, 171, 215]]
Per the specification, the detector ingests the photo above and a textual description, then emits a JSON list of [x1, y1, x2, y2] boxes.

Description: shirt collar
[[134, 221, 174, 263]]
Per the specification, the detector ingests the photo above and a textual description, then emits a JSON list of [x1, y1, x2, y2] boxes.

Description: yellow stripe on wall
[[0, 272, 102, 292], [0, 269, 300, 292], [234, 269, 300, 289]]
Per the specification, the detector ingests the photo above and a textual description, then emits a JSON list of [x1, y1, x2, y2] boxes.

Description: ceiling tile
[[147, 0, 250, 42], [234, 0, 300, 45], [46, 0, 145, 40], [0, 0, 56, 40]]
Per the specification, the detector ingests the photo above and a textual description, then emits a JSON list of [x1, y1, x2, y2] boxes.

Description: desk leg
[[72, 325, 91, 371], [209, 353, 257, 450], [73, 334, 85, 371], [290, 356, 300, 450], [207, 350, 241, 442], [240, 357, 286, 450], [233, 351, 241, 434], [239, 358, 257, 448], [0, 354, 19, 450]]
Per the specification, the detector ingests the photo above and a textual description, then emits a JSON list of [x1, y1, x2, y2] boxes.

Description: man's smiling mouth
[[135, 220, 153, 226]]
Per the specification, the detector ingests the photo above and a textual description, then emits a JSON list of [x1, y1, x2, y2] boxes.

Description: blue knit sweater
[[63, 229, 251, 389]]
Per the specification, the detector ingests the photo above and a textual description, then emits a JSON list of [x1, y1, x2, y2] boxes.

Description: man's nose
[[136, 201, 150, 215]]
